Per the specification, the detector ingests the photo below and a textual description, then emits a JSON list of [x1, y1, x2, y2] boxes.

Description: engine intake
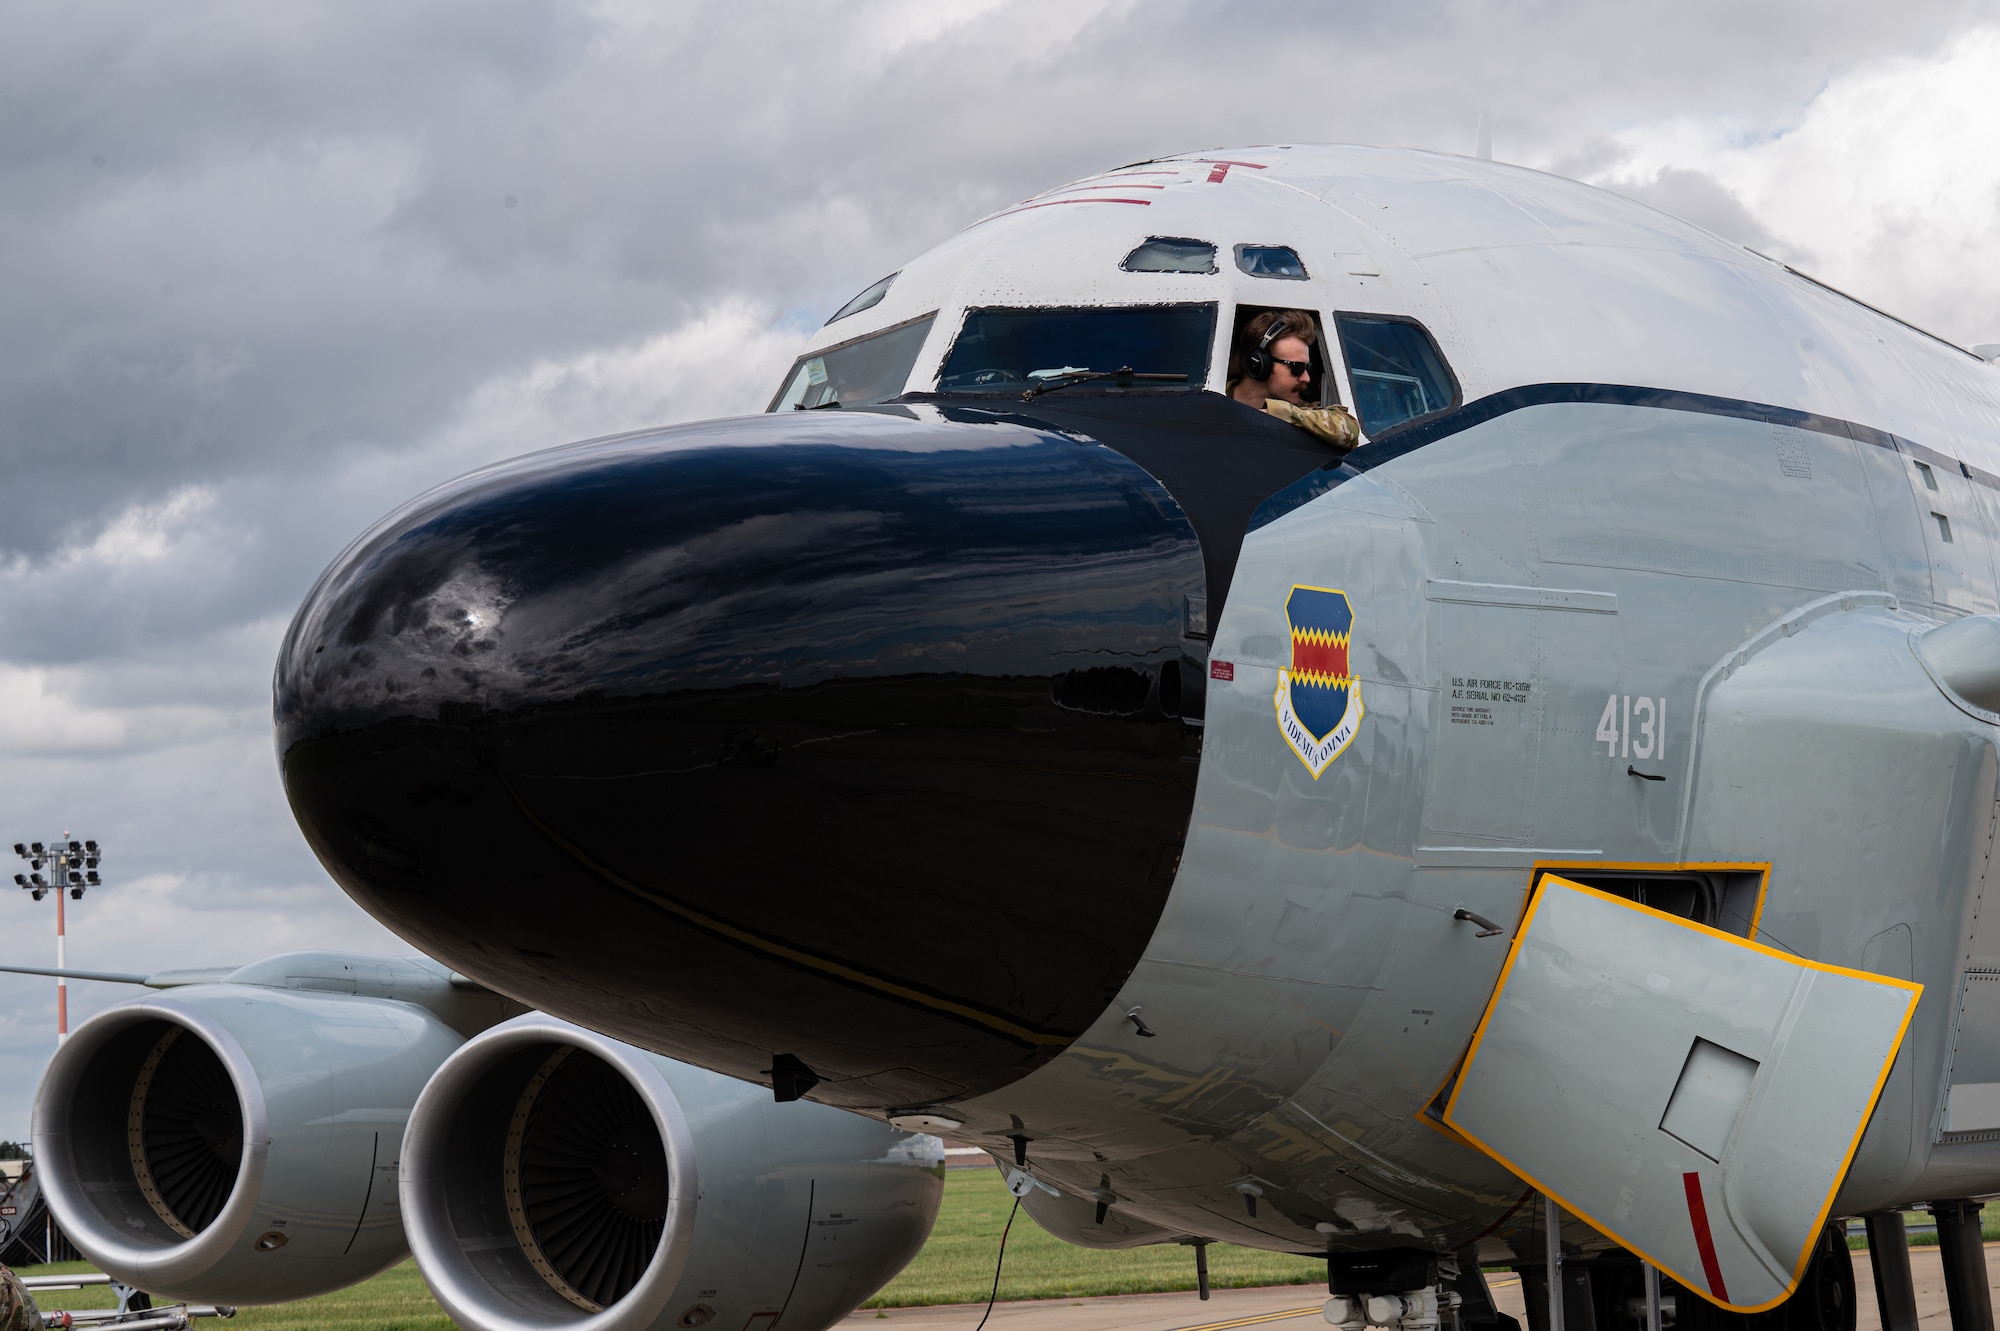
[[498, 1046, 675, 1311], [33, 987, 462, 1303], [402, 1014, 943, 1331], [127, 1020, 243, 1239]]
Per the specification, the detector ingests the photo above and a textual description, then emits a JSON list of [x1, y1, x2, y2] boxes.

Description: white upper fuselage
[[796, 143, 2000, 464]]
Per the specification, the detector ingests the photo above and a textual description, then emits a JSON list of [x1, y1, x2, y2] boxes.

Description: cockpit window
[[1122, 237, 1218, 274], [1234, 244, 1308, 280], [935, 305, 1216, 392], [768, 314, 935, 411], [825, 272, 898, 325], [1334, 314, 1459, 434]]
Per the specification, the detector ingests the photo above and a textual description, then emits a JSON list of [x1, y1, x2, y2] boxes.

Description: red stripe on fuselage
[[974, 198, 1155, 226]]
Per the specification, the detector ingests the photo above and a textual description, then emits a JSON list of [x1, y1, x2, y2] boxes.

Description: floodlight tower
[[11, 833, 103, 1042]]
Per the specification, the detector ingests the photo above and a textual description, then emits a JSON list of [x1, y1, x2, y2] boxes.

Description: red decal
[[1199, 159, 1268, 183], [1682, 1172, 1729, 1302], [1211, 661, 1235, 682]]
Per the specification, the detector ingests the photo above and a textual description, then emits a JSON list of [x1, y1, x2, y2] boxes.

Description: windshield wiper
[[1021, 367, 1190, 401]]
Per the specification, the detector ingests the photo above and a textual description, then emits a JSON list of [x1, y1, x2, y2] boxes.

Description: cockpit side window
[[1333, 314, 1459, 434], [825, 272, 898, 325], [934, 305, 1216, 393], [768, 314, 936, 411]]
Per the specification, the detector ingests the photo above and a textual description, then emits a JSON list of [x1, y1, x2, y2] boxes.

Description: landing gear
[[1933, 1200, 1996, 1331], [1862, 1212, 1918, 1331], [1324, 1248, 1467, 1331], [1516, 1223, 1855, 1331]]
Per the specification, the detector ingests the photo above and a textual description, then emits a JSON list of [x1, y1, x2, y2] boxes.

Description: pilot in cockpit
[[1227, 310, 1361, 451]]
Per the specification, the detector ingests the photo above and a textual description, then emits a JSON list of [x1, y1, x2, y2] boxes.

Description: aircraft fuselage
[[275, 146, 2000, 1285]]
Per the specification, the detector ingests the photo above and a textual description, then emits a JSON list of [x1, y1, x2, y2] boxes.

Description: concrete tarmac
[[844, 1242, 2000, 1331], [1847, 1241, 1994, 1331], [843, 1282, 1334, 1331]]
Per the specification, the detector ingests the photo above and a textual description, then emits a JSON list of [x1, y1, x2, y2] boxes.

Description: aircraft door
[[1898, 444, 2000, 614], [1442, 876, 1918, 1314]]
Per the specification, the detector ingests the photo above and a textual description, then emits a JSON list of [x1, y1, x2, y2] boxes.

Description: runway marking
[[1167, 1307, 1320, 1331]]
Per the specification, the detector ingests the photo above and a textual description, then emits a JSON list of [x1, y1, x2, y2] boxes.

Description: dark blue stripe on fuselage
[[1247, 381, 1997, 536], [1348, 381, 1988, 482]]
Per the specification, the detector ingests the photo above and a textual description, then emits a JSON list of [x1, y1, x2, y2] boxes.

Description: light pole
[[11, 834, 103, 1042]]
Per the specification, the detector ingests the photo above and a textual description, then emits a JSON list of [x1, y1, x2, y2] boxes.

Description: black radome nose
[[276, 408, 1206, 1108]]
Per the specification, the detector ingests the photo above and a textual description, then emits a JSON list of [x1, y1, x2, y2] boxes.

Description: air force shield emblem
[[1274, 585, 1363, 778]]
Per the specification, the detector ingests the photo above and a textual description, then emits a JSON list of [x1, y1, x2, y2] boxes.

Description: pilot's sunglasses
[[1272, 358, 1311, 377]]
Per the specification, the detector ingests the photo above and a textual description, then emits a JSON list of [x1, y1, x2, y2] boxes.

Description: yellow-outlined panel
[[1441, 875, 1919, 1314], [1421, 861, 1774, 1129]]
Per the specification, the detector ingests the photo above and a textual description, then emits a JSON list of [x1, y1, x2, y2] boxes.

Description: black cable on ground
[[973, 1196, 1022, 1331]]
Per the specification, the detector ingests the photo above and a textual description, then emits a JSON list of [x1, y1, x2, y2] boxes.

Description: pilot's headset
[[1243, 315, 1292, 381]]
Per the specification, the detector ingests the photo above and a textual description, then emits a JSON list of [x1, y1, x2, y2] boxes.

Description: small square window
[[1935, 512, 1955, 543], [1234, 244, 1308, 280], [1122, 237, 1217, 274], [1916, 461, 1939, 491]]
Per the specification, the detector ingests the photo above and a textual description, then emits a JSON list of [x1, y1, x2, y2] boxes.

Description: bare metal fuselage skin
[[275, 146, 2000, 1271], [993, 392, 1996, 1264]]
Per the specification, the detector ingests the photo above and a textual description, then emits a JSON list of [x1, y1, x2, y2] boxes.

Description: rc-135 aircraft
[[21, 143, 2000, 1331]]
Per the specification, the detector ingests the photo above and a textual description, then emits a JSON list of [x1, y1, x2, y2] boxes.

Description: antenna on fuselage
[[1475, 114, 1492, 161]]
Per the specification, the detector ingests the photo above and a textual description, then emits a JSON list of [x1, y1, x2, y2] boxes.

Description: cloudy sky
[[2, 0, 1998, 1137]]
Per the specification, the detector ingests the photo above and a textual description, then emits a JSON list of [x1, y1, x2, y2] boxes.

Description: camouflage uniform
[[0, 1264, 43, 1331], [1261, 398, 1361, 451]]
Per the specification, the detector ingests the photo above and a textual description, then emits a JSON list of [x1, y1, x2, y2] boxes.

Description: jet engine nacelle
[[32, 984, 463, 1303], [400, 1014, 944, 1331]]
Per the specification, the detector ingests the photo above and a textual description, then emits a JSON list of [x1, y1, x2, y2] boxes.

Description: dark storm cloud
[[2, 0, 1986, 557], [0, 0, 1993, 1133]]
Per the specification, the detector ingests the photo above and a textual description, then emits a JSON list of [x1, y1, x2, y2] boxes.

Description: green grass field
[[861, 1169, 1326, 1307], [19, 1174, 1982, 1326], [1842, 1215, 2000, 1250], [13, 1169, 1323, 1326]]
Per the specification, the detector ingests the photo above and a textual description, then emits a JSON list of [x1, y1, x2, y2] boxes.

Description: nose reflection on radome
[[275, 407, 1208, 1108]]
